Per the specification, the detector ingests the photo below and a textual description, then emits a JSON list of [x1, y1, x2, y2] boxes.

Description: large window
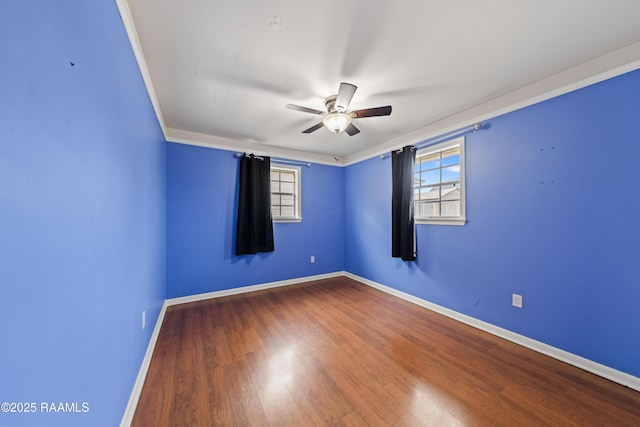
[[271, 165, 301, 222], [414, 137, 466, 225]]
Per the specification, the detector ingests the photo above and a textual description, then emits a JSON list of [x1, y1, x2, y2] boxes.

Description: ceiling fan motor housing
[[324, 95, 341, 113]]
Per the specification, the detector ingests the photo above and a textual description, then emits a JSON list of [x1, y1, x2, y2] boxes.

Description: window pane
[[412, 140, 464, 221], [419, 153, 440, 171], [280, 171, 295, 182], [419, 169, 441, 186], [441, 148, 460, 167], [271, 166, 301, 220], [280, 181, 294, 194], [416, 201, 439, 217], [441, 183, 460, 201], [280, 194, 294, 206], [441, 165, 460, 183], [280, 206, 295, 217], [441, 201, 460, 217], [417, 186, 440, 201]]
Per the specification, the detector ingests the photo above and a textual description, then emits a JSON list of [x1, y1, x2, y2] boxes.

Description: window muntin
[[413, 138, 465, 225], [271, 165, 301, 222]]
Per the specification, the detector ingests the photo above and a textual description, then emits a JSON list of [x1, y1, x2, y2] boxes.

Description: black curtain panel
[[236, 153, 274, 256], [391, 146, 416, 261]]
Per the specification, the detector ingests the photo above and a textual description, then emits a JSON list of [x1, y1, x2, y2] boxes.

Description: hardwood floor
[[132, 277, 640, 426]]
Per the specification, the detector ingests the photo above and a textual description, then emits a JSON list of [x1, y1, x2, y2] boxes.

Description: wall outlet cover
[[512, 294, 523, 308]]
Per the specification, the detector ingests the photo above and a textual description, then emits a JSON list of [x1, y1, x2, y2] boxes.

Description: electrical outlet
[[512, 294, 523, 308], [142, 311, 146, 329], [310, 255, 315, 263]]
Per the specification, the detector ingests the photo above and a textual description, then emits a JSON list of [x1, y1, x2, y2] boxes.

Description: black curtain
[[391, 146, 416, 261], [236, 154, 274, 255]]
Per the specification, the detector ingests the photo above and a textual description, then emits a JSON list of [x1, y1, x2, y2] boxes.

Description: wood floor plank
[[132, 277, 640, 426]]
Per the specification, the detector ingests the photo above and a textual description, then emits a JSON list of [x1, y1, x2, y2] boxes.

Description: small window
[[271, 165, 301, 222], [414, 137, 466, 225]]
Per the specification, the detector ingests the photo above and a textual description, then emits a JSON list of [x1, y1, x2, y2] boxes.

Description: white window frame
[[414, 137, 466, 226], [271, 164, 302, 223]]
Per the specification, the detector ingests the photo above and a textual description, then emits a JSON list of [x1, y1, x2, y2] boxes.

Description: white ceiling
[[118, 0, 640, 165]]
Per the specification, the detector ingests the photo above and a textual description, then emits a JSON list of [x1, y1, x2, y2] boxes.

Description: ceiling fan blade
[[351, 105, 392, 118], [302, 122, 325, 134], [335, 82, 357, 111], [345, 123, 360, 136], [286, 104, 325, 115]]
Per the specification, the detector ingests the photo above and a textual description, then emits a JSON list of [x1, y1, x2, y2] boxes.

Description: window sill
[[416, 218, 466, 226], [274, 218, 302, 223]]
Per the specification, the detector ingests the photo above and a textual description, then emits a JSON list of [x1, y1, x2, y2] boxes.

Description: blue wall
[[0, 2, 166, 426], [166, 143, 345, 298], [345, 69, 640, 378], [2, 2, 639, 424]]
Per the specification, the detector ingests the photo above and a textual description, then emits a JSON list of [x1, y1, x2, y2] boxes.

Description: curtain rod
[[380, 123, 485, 159], [234, 152, 311, 167]]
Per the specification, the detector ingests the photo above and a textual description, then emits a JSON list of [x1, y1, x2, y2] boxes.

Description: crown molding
[[115, 0, 167, 139], [165, 128, 344, 166], [116, 0, 640, 168], [342, 41, 640, 166]]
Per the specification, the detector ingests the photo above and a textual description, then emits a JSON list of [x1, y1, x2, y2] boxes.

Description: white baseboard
[[344, 272, 640, 393], [120, 271, 344, 426], [122, 270, 640, 426], [165, 271, 344, 306], [120, 301, 168, 427]]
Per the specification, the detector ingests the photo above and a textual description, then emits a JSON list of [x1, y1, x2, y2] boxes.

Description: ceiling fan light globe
[[323, 113, 352, 134]]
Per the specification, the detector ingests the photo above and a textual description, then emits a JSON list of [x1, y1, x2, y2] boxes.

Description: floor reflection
[[264, 343, 299, 398], [409, 380, 467, 426]]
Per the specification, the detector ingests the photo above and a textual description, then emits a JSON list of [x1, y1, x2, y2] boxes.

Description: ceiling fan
[[286, 82, 392, 136]]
